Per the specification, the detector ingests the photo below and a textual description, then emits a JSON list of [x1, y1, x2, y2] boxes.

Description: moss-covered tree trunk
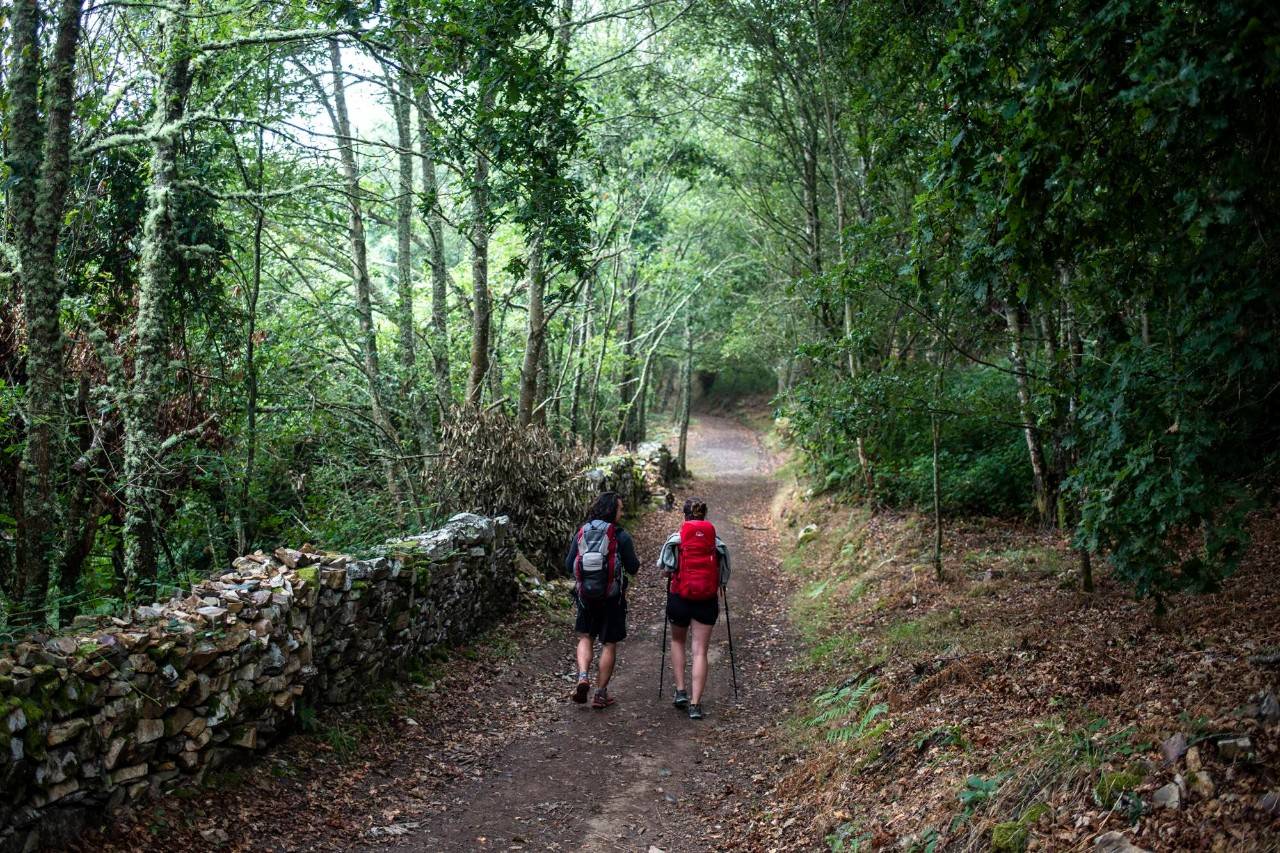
[[1005, 300, 1053, 527], [466, 84, 494, 407], [123, 0, 193, 597], [8, 0, 84, 620], [678, 319, 693, 474], [417, 85, 452, 422], [517, 232, 547, 427]]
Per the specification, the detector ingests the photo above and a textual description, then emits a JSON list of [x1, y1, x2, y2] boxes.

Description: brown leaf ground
[[727, 465, 1280, 852]]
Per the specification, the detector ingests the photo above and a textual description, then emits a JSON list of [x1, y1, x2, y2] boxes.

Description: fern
[[807, 676, 891, 749]]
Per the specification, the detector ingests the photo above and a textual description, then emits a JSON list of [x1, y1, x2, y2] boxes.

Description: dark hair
[[683, 497, 707, 520], [586, 491, 622, 523]]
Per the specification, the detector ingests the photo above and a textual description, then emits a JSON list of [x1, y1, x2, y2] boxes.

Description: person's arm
[[716, 537, 731, 586], [618, 529, 641, 576], [564, 533, 578, 575]]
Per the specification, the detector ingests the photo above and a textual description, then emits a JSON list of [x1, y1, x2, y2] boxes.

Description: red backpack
[[673, 519, 719, 601]]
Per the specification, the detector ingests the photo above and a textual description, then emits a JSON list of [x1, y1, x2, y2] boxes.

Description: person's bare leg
[[576, 633, 593, 676], [598, 642, 617, 690], [670, 624, 688, 692], [690, 621, 713, 704]]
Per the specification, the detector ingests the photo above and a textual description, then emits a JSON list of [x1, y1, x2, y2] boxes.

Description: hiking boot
[[688, 703, 704, 720], [572, 672, 590, 704], [592, 688, 616, 710], [673, 689, 689, 709]]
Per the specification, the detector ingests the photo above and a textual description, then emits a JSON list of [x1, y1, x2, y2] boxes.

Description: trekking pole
[[722, 584, 740, 701], [658, 573, 671, 699]]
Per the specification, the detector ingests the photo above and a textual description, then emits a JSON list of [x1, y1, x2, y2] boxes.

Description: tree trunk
[[417, 86, 451, 419], [7, 0, 83, 620], [569, 277, 591, 437], [328, 39, 407, 523], [1005, 301, 1052, 527], [517, 232, 547, 427], [677, 320, 693, 474], [618, 273, 639, 447], [466, 82, 495, 407], [392, 65, 417, 407], [236, 124, 266, 554], [123, 0, 193, 598]]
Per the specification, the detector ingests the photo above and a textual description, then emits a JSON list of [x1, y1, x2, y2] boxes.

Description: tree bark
[[517, 232, 547, 426], [1005, 301, 1052, 527], [465, 83, 495, 407], [7, 0, 84, 620], [569, 277, 591, 437], [618, 272, 639, 447], [677, 320, 693, 474], [123, 0, 193, 598], [235, 122, 266, 554], [328, 39, 407, 523], [417, 86, 451, 419], [392, 65, 417, 403]]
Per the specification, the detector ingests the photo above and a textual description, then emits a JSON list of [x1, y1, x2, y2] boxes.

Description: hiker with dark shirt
[[657, 497, 730, 719], [565, 491, 640, 709]]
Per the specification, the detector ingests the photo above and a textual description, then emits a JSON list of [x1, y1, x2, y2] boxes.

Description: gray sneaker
[[673, 689, 689, 709], [688, 703, 704, 720]]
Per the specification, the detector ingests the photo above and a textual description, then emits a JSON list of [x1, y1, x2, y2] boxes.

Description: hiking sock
[[572, 672, 590, 703]]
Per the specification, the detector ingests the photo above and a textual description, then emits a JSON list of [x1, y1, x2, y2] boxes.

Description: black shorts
[[666, 592, 719, 627], [574, 595, 628, 643]]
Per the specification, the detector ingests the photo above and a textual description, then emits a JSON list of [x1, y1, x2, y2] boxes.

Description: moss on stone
[[1094, 769, 1143, 807], [991, 820, 1028, 852], [296, 566, 318, 584]]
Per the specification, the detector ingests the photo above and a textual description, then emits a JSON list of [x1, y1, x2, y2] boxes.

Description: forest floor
[[72, 411, 1280, 852]]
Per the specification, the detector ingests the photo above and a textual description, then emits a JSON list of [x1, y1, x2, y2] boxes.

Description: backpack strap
[[606, 523, 619, 597]]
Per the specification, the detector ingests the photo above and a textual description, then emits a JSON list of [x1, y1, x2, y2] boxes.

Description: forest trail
[[368, 413, 794, 852], [83, 414, 799, 853]]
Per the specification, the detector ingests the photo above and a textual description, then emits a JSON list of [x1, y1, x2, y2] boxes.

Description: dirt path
[[369, 414, 793, 852], [81, 414, 800, 853]]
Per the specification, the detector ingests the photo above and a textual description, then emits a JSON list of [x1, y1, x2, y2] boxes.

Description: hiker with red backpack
[[657, 497, 731, 720], [565, 491, 640, 709]]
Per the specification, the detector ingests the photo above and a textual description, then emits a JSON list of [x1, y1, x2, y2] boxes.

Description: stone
[[45, 779, 80, 804], [1152, 783, 1180, 810], [1217, 736, 1253, 761], [1093, 831, 1150, 853], [1185, 745, 1202, 772], [274, 547, 308, 569], [228, 724, 257, 749], [164, 708, 195, 737], [7, 706, 27, 734], [1160, 732, 1187, 765], [46, 718, 89, 747], [196, 606, 227, 622], [1259, 691, 1279, 722], [1256, 790, 1280, 816], [104, 737, 127, 770], [136, 718, 165, 744], [1189, 770, 1215, 798], [797, 523, 819, 544], [110, 762, 148, 785]]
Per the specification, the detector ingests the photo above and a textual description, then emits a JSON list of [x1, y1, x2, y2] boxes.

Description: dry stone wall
[[0, 513, 515, 852]]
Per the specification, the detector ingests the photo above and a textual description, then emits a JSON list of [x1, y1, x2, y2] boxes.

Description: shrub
[[429, 408, 588, 570]]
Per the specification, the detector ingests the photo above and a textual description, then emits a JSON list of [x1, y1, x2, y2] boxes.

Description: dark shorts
[[666, 592, 719, 627], [574, 595, 628, 643]]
